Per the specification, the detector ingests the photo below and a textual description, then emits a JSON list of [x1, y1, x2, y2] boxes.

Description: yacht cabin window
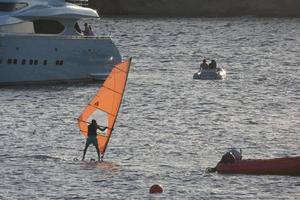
[[0, 20, 64, 34], [0, 22, 34, 33], [33, 20, 65, 34], [0, 3, 28, 11]]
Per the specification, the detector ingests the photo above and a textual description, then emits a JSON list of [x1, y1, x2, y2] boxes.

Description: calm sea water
[[1, 17, 300, 199]]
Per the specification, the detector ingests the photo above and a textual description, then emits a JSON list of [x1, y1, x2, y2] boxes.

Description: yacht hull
[[0, 34, 121, 85]]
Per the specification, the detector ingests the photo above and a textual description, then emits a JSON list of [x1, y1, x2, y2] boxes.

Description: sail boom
[[87, 103, 117, 117]]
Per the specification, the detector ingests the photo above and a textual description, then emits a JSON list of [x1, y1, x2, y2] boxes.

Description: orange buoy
[[149, 184, 163, 194]]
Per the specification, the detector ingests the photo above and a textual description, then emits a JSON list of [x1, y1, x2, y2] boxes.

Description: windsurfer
[[78, 59, 132, 162], [82, 119, 107, 161]]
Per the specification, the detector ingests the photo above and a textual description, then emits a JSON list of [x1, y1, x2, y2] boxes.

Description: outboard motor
[[219, 148, 242, 164], [206, 148, 243, 173], [229, 148, 242, 160]]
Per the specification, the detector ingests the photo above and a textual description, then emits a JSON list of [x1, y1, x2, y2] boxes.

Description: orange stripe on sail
[[78, 58, 132, 155]]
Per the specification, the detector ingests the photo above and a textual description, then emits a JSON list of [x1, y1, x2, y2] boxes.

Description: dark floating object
[[149, 184, 163, 194], [217, 156, 300, 176], [209, 149, 300, 176]]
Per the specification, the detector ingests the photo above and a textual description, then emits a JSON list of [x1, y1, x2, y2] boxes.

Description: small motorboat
[[193, 68, 226, 80], [208, 149, 300, 176]]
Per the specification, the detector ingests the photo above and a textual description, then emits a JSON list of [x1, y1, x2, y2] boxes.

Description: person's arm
[[97, 126, 107, 132]]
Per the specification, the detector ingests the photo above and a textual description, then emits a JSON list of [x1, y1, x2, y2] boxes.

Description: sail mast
[[101, 57, 132, 155]]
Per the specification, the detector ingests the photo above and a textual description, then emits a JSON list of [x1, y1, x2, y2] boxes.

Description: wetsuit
[[85, 123, 98, 146]]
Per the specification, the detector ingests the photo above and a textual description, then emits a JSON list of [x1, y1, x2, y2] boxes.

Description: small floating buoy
[[149, 184, 163, 194]]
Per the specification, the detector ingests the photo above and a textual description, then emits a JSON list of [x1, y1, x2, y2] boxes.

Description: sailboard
[[78, 58, 132, 158]]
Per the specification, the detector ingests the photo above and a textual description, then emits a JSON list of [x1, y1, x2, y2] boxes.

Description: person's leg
[[95, 145, 101, 161], [82, 143, 90, 161]]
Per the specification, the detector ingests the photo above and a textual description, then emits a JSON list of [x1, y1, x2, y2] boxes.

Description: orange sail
[[78, 58, 132, 156]]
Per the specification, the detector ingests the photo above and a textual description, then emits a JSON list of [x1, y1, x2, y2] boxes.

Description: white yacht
[[0, 0, 121, 85]]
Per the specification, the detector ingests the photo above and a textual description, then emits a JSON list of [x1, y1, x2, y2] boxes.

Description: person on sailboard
[[200, 59, 209, 70], [82, 119, 107, 161]]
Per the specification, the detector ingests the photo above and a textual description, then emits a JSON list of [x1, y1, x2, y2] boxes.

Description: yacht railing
[[0, 32, 111, 40]]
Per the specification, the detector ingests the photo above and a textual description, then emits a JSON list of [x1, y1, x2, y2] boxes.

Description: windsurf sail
[[78, 58, 132, 157]]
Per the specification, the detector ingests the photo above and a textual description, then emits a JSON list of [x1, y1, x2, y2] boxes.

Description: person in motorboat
[[200, 59, 209, 70], [208, 60, 217, 70], [194, 58, 226, 80], [82, 119, 107, 161]]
